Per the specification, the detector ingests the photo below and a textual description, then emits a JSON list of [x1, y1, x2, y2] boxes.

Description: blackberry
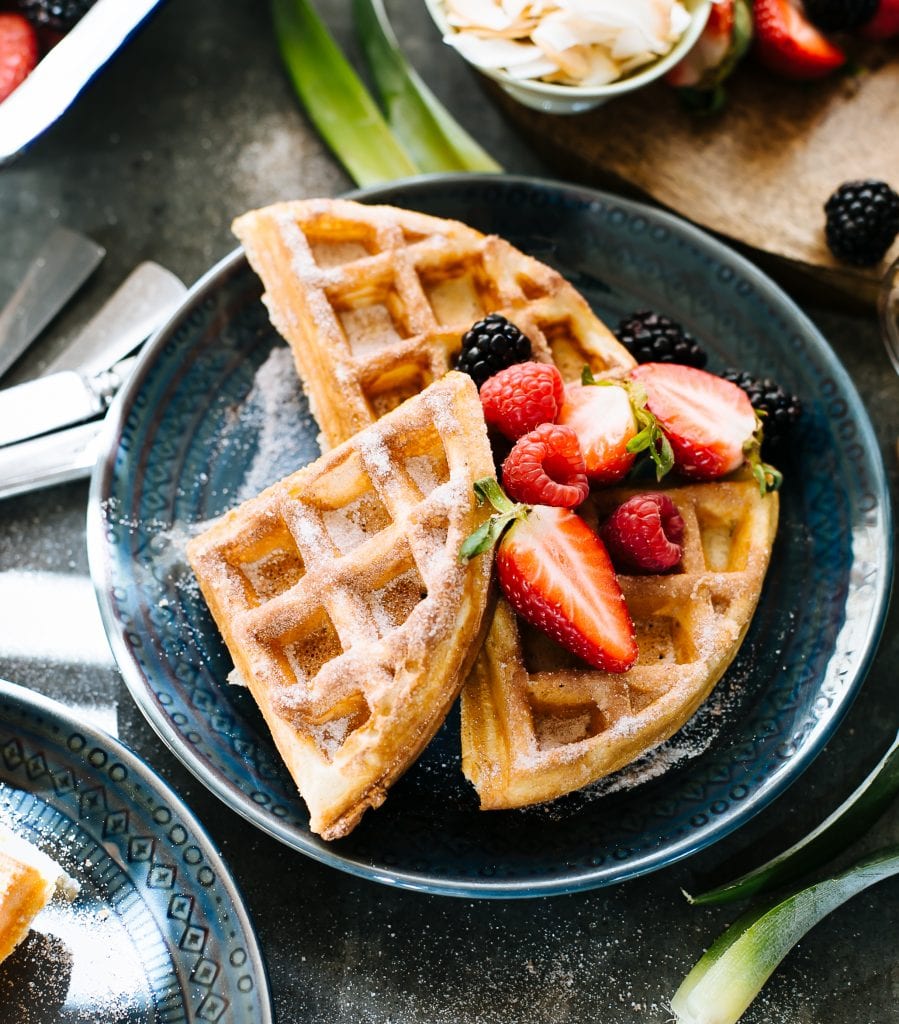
[[803, 0, 877, 31], [720, 369, 801, 451], [824, 179, 899, 267], [456, 313, 532, 389], [615, 310, 707, 368], [17, 0, 96, 30]]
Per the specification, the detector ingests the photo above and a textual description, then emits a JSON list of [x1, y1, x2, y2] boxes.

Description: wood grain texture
[[498, 46, 899, 306]]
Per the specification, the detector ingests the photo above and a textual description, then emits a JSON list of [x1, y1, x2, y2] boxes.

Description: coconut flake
[[441, 0, 692, 86], [445, 33, 547, 70]]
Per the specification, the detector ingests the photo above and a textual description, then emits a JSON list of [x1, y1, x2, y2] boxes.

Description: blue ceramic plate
[[88, 175, 891, 898], [0, 679, 272, 1022]]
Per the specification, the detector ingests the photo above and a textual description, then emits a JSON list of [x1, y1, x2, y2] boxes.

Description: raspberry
[[502, 424, 589, 508], [480, 362, 565, 441], [601, 494, 685, 573]]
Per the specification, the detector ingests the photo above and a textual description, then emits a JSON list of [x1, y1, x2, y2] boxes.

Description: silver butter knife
[[0, 263, 186, 448], [0, 357, 135, 448], [0, 420, 104, 500], [43, 261, 184, 377], [0, 227, 105, 379]]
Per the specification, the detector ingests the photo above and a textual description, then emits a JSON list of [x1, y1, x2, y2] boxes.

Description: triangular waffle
[[232, 198, 635, 449], [187, 372, 495, 839], [460, 477, 779, 809]]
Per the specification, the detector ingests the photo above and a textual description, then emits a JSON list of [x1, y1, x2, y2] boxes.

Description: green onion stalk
[[688, 730, 899, 905], [353, 0, 501, 174], [272, 0, 418, 186], [671, 844, 899, 1024], [272, 0, 501, 187]]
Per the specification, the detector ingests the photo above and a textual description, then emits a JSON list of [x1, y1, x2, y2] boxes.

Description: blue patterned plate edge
[[0, 677, 274, 1018]]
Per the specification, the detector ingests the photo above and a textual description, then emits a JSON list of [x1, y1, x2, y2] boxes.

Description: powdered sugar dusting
[[304, 716, 354, 761], [283, 506, 319, 552], [236, 345, 317, 502], [321, 491, 391, 554], [274, 207, 317, 280], [425, 385, 460, 438], [310, 896, 817, 1023], [339, 304, 401, 355], [524, 658, 755, 822], [0, 807, 154, 1021], [358, 430, 393, 479], [405, 454, 440, 496]]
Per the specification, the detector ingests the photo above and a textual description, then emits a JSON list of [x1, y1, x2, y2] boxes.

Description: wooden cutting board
[[496, 44, 899, 307]]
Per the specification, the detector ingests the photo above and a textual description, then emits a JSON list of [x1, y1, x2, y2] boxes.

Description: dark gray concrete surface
[[1, 1, 897, 1021]]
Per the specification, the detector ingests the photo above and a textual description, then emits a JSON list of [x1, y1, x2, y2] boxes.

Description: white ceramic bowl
[[423, 0, 713, 114]]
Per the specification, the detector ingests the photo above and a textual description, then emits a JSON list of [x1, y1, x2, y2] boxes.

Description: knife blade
[[0, 227, 105, 380], [0, 420, 104, 501], [43, 261, 185, 377], [0, 358, 135, 448]]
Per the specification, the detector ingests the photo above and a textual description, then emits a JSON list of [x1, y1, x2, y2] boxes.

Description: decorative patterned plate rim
[[0, 676, 274, 1020], [87, 173, 893, 898]]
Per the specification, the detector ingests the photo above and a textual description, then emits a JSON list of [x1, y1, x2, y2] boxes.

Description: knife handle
[[0, 420, 102, 500]]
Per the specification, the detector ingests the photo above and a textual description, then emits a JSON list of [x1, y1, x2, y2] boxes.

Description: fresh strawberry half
[[667, 0, 753, 87], [666, 0, 753, 111], [861, 0, 899, 38], [629, 363, 781, 492], [580, 366, 675, 483], [557, 380, 637, 484], [0, 13, 38, 103], [667, 0, 737, 88], [460, 479, 637, 673], [752, 0, 845, 79]]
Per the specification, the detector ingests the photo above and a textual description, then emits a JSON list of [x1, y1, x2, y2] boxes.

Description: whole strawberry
[[0, 12, 37, 102], [460, 479, 637, 674]]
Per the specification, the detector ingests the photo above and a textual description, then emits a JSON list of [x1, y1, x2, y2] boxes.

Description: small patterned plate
[[87, 175, 891, 897], [0, 679, 272, 1022]]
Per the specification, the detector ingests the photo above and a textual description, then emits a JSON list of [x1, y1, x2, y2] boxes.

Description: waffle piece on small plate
[[0, 824, 78, 965], [232, 198, 635, 449], [187, 372, 494, 839], [461, 476, 779, 809]]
